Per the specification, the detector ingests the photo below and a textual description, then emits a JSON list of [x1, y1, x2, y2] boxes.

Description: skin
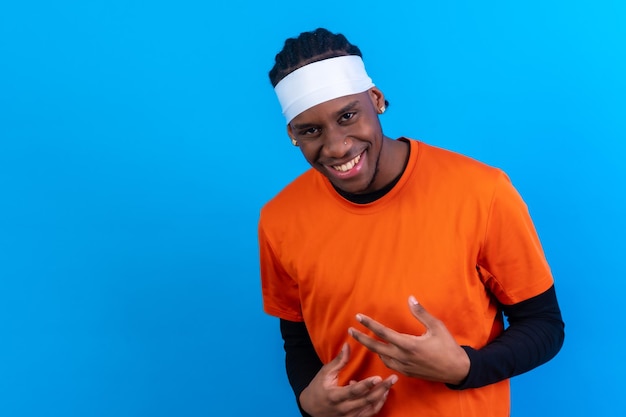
[[288, 87, 470, 416], [287, 87, 407, 195], [299, 343, 399, 417], [349, 296, 471, 385]]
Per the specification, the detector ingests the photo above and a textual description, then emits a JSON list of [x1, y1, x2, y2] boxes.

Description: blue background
[[1, 1, 624, 416]]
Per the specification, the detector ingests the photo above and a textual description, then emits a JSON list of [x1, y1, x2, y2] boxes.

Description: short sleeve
[[258, 219, 304, 322], [478, 172, 554, 305]]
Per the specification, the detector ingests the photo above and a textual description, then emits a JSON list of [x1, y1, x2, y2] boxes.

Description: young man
[[259, 28, 564, 417]]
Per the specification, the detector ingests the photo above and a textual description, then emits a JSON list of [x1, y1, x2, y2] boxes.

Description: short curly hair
[[268, 28, 363, 87]]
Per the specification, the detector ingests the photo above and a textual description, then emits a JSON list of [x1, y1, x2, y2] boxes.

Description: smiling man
[[259, 28, 564, 417], [285, 80, 404, 195]]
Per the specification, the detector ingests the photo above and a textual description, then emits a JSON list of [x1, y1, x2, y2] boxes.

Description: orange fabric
[[259, 139, 553, 417]]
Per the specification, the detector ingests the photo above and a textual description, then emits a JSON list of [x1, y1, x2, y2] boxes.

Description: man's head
[[269, 28, 389, 123], [269, 29, 401, 195]]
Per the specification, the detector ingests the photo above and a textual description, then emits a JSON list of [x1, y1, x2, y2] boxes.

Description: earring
[[290, 137, 298, 147], [344, 141, 347, 145], [379, 105, 386, 114]]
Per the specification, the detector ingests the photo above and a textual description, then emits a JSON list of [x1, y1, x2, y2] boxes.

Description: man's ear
[[286, 124, 298, 147], [368, 87, 386, 113]]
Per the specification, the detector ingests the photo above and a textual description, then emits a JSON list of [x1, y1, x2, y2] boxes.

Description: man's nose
[[321, 125, 349, 157]]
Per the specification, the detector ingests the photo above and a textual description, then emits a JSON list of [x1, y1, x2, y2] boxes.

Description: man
[[259, 28, 564, 417]]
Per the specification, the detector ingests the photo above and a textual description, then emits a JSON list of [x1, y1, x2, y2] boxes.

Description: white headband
[[274, 55, 375, 124]]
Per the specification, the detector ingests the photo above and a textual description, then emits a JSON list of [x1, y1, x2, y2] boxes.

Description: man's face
[[288, 88, 386, 195]]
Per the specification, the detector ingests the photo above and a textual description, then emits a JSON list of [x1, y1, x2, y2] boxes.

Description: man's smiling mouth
[[332, 153, 362, 172]]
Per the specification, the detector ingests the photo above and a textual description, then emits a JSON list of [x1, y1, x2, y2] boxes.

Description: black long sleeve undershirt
[[280, 319, 323, 417], [280, 285, 564, 413], [448, 285, 565, 389]]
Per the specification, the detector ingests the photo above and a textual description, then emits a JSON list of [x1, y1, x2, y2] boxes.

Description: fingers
[[357, 313, 399, 339], [344, 376, 383, 397], [349, 326, 388, 356], [349, 314, 406, 350], [348, 375, 397, 397], [350, 296, 441, 347], [302, 343, 398, 417], [326, 342, 351, 374], [366, 378, 395, 416], [352, 374, 399, 415], [336, 374, 398, 416], [331, 373, 397, 402], [407, 295, 441, 331]]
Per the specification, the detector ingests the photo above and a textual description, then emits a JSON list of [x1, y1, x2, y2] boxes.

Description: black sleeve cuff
[[446, 285, 564, 390]]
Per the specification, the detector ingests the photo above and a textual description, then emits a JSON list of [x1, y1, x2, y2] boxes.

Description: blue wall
[[1, 1, 624, 415]]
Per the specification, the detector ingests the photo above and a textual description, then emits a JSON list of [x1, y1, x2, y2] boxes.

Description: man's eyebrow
[[335, 100, 360, 116], [291, 121, 317, 130]]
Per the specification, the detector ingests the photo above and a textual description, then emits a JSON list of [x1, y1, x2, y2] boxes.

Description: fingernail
[[356, 313, 363, 322], [391, 375, 399, 384], [409, 295, 419, 306]]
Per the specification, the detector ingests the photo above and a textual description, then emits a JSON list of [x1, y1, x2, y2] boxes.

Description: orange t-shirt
[[259, 139, 553, 417]]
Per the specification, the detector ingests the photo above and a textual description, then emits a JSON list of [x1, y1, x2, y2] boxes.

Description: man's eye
[[300, 127, 319, 136], [341, 112, 356, 121]]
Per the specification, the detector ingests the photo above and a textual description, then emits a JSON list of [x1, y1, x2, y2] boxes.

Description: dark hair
[[269, 28, 389, 109], [268, 28, 363, 87]]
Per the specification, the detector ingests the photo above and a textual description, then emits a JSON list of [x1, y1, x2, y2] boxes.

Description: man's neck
[[334, 139, 410, 204]]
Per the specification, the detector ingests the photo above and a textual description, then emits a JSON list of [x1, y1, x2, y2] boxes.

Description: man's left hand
[[348, 296, 471, 385]]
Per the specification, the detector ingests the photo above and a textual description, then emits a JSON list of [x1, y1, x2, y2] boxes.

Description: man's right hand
[[299, 343, 398, 417]]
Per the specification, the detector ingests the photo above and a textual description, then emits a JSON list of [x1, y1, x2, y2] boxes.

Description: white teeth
[[333, 153, 361, 172]]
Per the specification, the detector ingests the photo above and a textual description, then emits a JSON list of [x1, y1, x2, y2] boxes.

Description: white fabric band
[[274, 55, 375, 124]]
